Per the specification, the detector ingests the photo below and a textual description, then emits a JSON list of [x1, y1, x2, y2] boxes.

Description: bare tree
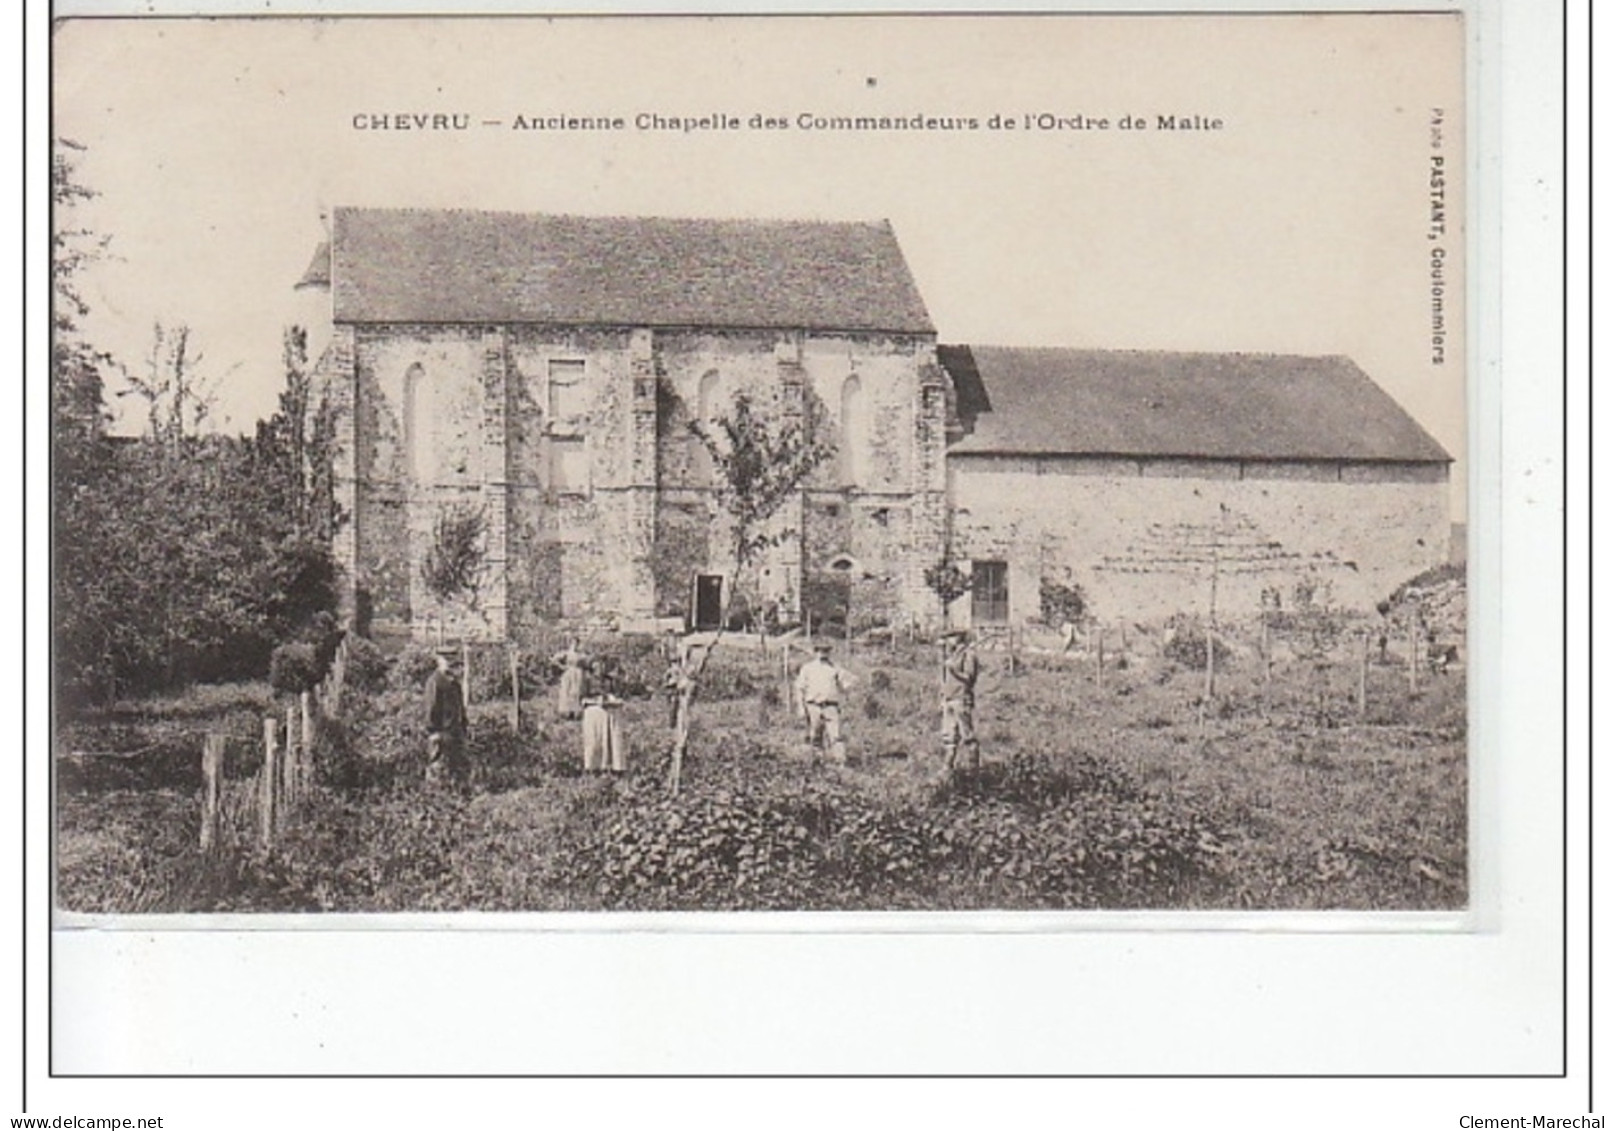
[[121, 321, 222, 452]]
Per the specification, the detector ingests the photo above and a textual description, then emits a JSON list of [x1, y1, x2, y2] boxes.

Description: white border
[[20, 0, 1586, 1122]]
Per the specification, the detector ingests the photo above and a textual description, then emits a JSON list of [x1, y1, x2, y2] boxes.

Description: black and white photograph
[[50, 12, 1471, 920]]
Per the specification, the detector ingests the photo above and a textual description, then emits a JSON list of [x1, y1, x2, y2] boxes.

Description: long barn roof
[[316, 207, 935, 334], [940, 345, 1451, 463]]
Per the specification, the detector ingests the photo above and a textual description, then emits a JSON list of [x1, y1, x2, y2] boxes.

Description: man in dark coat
[[424, 649, 468, 784]]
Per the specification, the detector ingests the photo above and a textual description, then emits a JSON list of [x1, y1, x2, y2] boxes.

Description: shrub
[[1161, 616, 1233, 670], [557, 749, 1224, 911], [389, 645, 440, 692], [269, 642, 320, 695], [1039, 578, 1088, 628], [343, 635, 389, 694], [586, 634, 665, 700], [696, 662, 756, 702]]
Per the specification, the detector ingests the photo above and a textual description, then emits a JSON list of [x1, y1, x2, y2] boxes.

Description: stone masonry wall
[[949, 455, 1450, 627], [351, 325, 498, 640], [342, 320, 942, 640]]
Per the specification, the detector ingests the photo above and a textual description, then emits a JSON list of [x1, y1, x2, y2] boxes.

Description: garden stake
[[1406, 621, 1418, 695], [286, 702, 299, 803], [509, 646, 521, 732], [200, 733, 223, 852], [300, 690, 315, 795], [260, 717, 279, 852], [1357, 630, 1369, 717]]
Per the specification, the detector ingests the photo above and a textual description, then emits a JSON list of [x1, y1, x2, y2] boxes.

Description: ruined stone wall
[[350, 325, 500, 640], [342, 321, 940, 640], [949, 455, 1451, 625], [654, 330, 937, 626], [503, 326, 658, 631]]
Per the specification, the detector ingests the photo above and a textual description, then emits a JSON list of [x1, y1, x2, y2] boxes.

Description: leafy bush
[[558, 749, 1222, 911], [343, 635, 389, 694], [389, 645, 441, 692], [695, 662, 756, 702], [269, 642, 320, 695], [586, 634, 668, 700], [1161, 616, 1233, 670], [1039, 578, 1088, 628], [420, 504, 487, 605]]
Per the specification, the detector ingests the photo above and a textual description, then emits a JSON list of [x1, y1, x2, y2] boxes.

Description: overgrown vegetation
[[53, 141, 339, 707], [58, 598, 1468, 914]]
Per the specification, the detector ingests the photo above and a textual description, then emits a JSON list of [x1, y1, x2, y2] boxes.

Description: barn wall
[[949, 455, 1451, 625]]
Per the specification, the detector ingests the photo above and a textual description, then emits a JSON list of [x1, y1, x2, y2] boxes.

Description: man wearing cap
[[424, 649, 468, 785], [793, 641, 855, 763], [940, 628, 981, 771]]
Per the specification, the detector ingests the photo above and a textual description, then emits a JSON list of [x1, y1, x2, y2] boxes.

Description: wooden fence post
[[508, 645, 521, 732], [299, 691, 315, 798], [1406, 621, 1419, 695], [260, 717, 279, 852], [328, 638, 346, 716], [284, 702, 299, 803], [1357, 630, 1370, 717], [200, 733, 224, 851], [1203, 622, 1216, 701], [462, 640, 473, 708], [1261, 617, 1272, 687]]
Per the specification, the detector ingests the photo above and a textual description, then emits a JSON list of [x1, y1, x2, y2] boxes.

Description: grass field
[[55, 621, 1466, 914]]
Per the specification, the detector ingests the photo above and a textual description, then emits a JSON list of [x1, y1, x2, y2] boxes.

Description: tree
[[122, 321, 220, 452], [924, 557, 973, 628], [253, 326, 340, 544], [670, 391, 831, 791], [420, 503, 488, 644], [51, 138, 110, 487], [53, 138, 117, 703]]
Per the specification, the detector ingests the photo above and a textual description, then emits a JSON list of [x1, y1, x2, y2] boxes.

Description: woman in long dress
[[580, 660, 628, 774], [553, 638, 587, 720]]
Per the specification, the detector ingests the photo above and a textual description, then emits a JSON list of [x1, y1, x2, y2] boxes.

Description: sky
[[53, 14, 1467, 514]]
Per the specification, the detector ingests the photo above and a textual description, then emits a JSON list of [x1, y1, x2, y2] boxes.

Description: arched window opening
[[696, 370, 721, 424], [404, 363, 430, 485], [694, 370, 721, 483], [840, 375, 866, 487]]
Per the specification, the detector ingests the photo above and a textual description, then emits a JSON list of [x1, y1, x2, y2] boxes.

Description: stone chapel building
[[299, 207, 1451, 642]]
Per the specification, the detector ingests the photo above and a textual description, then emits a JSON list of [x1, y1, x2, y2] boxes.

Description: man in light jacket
[[794, 641, 855, 764]]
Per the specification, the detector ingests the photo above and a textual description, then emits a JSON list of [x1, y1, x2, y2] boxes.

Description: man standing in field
[[424, 648, 468, 785], [940, 628, 981, 771], [794, 641, 855, 764]]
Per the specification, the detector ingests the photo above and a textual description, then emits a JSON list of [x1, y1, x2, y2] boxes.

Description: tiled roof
[[320, 208, 935, 334], [942, 346, 1450, 463]]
